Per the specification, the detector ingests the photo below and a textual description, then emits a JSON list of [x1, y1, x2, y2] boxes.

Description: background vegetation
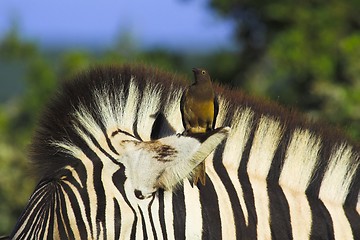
[[1, 0, 359, 235]]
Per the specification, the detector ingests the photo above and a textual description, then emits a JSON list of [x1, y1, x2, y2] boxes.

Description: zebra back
[[10, 64, 360, 239]]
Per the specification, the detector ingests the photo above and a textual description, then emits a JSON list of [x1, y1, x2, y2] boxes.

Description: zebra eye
[[201, 70, 206, 75]]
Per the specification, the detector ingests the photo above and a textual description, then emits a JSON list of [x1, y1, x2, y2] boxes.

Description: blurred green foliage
[[0, 0, 360, 235], [207, 0, 360, 139]]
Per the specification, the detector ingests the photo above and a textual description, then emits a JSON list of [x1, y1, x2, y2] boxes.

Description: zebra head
[[117, 127, 230, 199]]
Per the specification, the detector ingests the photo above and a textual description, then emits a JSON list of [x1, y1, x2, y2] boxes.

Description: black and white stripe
[[10, 65, 360, 239]]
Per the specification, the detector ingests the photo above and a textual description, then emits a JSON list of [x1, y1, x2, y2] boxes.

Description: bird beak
[[192, 68, 200, 74]]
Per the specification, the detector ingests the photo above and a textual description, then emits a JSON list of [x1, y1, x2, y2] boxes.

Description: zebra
[[9, 64, 360, 239]]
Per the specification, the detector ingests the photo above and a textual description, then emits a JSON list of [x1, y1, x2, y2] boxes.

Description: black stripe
[[74, 160, 94, 238], [308, 197, 335, 240], [131, 86, 143, 142], [60, 181, 88, 239], [212, 140, 247, 239], [46, 192, 55, 240], [158, 189, 168, 240], [89, 131, 121, 166], [10, 182, 51, 239], [238, 123, 257, 239], [114, 198, 121, 240], [99, 125, 119, 155], [58, 185, 75, 239], [344, 163, 360, 239], [75, 131, 106, 239], [54, 186, 68, 239], [10, 182, 46, 238], [112, 167, 138, 240], [172, 185, 186, 240], [344, 206, 360, 239], [138, 206, 148, 239], [267, 129, 293, 239], [269, 186, 293, 239], [199, 178, 221, 240], [148, 196, 158, 240], [37, 202, 50, 239], [26, 210, 40, 239], [307, 143, 335, 239]]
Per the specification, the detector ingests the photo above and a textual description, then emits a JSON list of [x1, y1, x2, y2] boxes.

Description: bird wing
[[212, 94, 219, 129], [180, 88, 187, 130]]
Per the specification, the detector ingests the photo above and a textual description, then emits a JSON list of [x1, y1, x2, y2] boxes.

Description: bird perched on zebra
[[180, 68, 218, 185]]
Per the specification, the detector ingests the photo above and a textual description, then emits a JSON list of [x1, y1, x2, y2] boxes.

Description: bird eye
[[201, 70, 206, 75]]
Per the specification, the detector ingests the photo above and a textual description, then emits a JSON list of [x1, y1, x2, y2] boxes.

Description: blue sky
[[0, 0, 236, 51]]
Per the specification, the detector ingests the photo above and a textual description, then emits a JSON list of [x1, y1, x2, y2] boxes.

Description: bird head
[[192, 68, 211, 83]]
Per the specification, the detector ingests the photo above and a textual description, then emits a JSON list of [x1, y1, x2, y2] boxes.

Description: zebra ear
[[156, 127, 230, 190], [117, 127, 230, 199]]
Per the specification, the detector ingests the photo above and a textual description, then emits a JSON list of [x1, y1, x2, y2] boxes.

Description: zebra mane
[[30, 64, 360, 207]]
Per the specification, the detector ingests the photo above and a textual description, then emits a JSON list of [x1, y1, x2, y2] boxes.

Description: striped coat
[[10, 65, 360, 239]]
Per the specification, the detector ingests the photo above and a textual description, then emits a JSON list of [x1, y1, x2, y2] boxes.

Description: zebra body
[[10, 65, 360, 239]]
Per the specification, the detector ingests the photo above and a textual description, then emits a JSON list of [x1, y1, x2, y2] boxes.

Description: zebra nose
[[134, 190, 145, 199]]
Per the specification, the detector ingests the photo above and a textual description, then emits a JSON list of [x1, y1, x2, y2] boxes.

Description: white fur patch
[[121, 78, 140, 135], [280, 129, 321, 191], [94, 83, 124, 133], [247, 116, 283, 239], [319, 144, 358, 239], [214, 96, 230, 129], [319, 144, 357, 204], [205, 150, 236, 239], [163, 86, 184, 133], [221, 107, 254, 226], [280, 129, 321, 240], [183, 180, 203, 239], [163, 190, 175, 240], [136, 83, 162, 141], [322, 202, 354, 239], [247, 116, 283, 178]]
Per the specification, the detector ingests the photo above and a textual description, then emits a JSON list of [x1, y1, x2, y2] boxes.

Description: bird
[[180, 68, 218, 185]]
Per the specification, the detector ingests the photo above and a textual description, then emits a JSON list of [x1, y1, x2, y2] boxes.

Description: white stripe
[[222, 107, 254, 225], [13, 184, 48, 238], [137, 83, 162, 140], [94, 84, 124, 132], [62, 179, 92, 238], [121, 78, 140, 135], [118, 194, 136, 240], [61, 184, 81, 238], [322, 202, 354, 239], [150, 194, 164, 240], [66, 146, 98, 237], [164, 190, 175, 240], [53, 191, 61, 239], [205, 105, 237, 239], [42, 203, 51, 239], [163, 87, 184, 134], [319, 144, 357, 204], [183, 180, 202, 240], [138, 198, 156, 240], [64, 165, 83, 188], [247, 116, 283, 239], [123, 179, 144, 239], [280, 129, 321, 240], [206, 151, 236, 239], [319, 144, 357, 239], [102, 170, 117, 239]]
